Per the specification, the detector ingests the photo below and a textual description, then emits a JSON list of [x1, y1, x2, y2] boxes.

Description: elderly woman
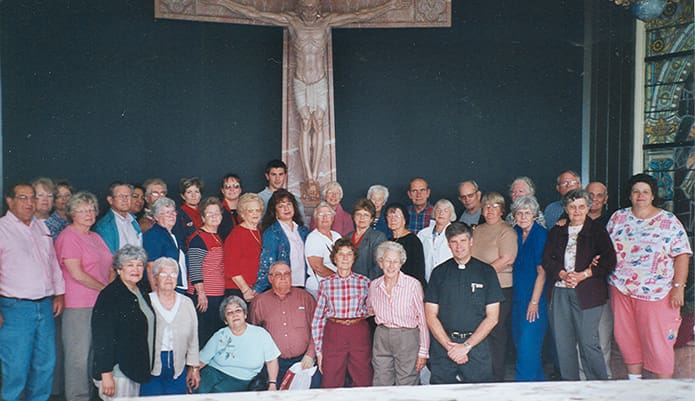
[[417, 199, 455, 283], [143, 197, 188, 293], [32, 177, 55, 222], [255, 189, 309, 293], [218, 174, 244, 241], [311, 181, 353, 236], [506, 176, 547, 227], [224, 193, 264, 301], [312, 238, 372, 388], [55, 192, 113, 401], [92, 245, 155, 399], [197, 296, 280, 393], [177, 177, 204, 240], [367, 241, 429, 386], [367, 184, 390, 236], [347, 198, 387, 280], [471, 192, 518, 382], [607, 174, 692, 379], [542, 189, 616, 381], [187, 197, 226, 345], [385, 203, 426, 287], [305, 202, 342, 297], [140, 257, 200, 396], [510, 195, 548, 381], [46, 179, 73, 239]]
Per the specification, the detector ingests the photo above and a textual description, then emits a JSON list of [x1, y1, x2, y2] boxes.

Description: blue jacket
[[254, 220, 309, 293], [94, 210, 142, 254]]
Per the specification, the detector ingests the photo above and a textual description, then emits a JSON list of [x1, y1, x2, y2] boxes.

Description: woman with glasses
[[223, 193, 264, 301], [218, 174, 244, 241], [187, 197, 226, 345], [55, 192, 113, 401]]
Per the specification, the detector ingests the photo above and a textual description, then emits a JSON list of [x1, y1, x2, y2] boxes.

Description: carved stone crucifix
[[155, 0, 451, 208]]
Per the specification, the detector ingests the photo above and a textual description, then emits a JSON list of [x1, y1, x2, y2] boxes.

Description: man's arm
[[204, 0, 291, 26], [328, 0, 408, 27], [424, 302, 450, 350], [446, 302, 499, 364]]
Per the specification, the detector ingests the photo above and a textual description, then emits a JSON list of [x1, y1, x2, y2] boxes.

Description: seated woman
[[385, 203, 426, 287], [367, 184, 390, 236], [177, 177, 204, 240], [91, 245, 155, 399], [347, 198, 387, 280], [255, 189, 309, 293], [542, 189, 616, 381], [140, 257, 200, 396], [197, 296, 280, 393], [417, 199, 455, 283]]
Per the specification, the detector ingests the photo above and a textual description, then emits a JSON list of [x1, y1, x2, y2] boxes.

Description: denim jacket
[[254, 220, 309, 293]]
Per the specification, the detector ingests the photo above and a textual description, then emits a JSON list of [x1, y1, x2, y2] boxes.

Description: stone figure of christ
[[206, 0, 407, 183]]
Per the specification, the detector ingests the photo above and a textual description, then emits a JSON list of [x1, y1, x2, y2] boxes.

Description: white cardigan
[[417, 223, 453, 282]]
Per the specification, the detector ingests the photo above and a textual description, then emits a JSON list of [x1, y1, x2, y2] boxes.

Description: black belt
[[0, 295, 51, 302], [448, 331, 473, 342]]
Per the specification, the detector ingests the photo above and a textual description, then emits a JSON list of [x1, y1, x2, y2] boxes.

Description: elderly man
[[0, 183, 66, 401], [543, 170, 582, 227], [505, 176, 547, 227], [406, 177, 433, 233], [425, 222, 503, 384], [586, 181, 610, 226], [138, 177, 168, 233], [457, 180, 484, 227], [250, 262, 321, 388], [95, 181, 143, 253]]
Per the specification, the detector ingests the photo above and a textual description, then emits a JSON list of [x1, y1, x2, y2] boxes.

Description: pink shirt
[[367, 273, 430, 358], [55, 225, 113, 308], [0, 212, 65, 299]]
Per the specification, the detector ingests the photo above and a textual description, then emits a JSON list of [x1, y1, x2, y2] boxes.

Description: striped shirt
[[311, 272, 369, 355], [187, 230, 225, 296], [367, 273, 430, 358]]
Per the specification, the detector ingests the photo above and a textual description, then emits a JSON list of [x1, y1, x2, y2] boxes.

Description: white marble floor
[[126, 379, 694, 401]]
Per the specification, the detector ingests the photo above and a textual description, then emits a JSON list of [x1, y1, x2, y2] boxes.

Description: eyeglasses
[[74, 209, 96, 215], [204, 212, 222, 218], [514, 210, 534, 218], [149, 191, 167, 197], [14, 195, 37, 202], [36, 193, 54, 199], [225, 308, 245, 316], [112, 194, 130, 200], [558, 180, 579, 187], [157, 272, 178, 278], [271, 272, 292, 278], [223, 183, 241, 190], [483, 204, 501, 209], [459, 192, 478, 200]]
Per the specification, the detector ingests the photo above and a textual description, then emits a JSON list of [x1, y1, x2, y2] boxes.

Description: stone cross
[[154, 0, 451, 208]]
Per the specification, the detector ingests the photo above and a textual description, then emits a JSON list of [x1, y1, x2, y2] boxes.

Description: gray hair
[[238, 193, 264, 214], [219, 295, 247, 322], [556, 170, 581, 184], [510, 176, 536, 196], [433, 199, 457, 223], [367, 184, 389, 203], [458, 180, 479, 191], [113, 245, 148, 270], [562, 189, 593, 210], [152, 257, 178, 276], [152, 197, 176, 216], [65, 191, 99, 222], [269, 261, 290, 275], [510, 195, 540, 218], [31, 177, 56, 195], [143, 178, 168, 196], [323, 181, 343, 199], [313, 201, 336, 218], [375, 241, 407, 265]]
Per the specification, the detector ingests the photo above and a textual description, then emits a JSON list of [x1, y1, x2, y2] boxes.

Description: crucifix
[[154, 0, 451, 208]]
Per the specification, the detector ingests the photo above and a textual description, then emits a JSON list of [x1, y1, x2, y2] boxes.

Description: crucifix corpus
[[155, 0, 451, 208]]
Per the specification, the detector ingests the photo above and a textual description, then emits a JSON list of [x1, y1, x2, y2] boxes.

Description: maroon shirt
[[249, 288, 317, 359]]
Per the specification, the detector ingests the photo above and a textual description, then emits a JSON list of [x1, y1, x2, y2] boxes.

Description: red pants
[[321, 319, 373, 388]]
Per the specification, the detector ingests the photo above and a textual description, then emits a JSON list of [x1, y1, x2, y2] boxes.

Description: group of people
[[0, 160, 691, 400]]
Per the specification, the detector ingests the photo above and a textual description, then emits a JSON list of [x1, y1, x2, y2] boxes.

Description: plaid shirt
[[407, 203, 433, 234], [311, 272, 369, 355]]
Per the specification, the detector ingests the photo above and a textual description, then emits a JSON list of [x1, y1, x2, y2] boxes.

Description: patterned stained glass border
[[645, 0, 694, 30], [646, 23, 695, 57]]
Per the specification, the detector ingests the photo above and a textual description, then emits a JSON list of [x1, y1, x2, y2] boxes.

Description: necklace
[[248, 227, 261, 245]]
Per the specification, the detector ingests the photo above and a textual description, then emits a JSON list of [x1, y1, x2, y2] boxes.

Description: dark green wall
[[2, 0, 584, 211]]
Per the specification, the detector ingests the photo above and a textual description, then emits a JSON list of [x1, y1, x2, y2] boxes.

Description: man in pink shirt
[[0, 183, 65, 401]]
